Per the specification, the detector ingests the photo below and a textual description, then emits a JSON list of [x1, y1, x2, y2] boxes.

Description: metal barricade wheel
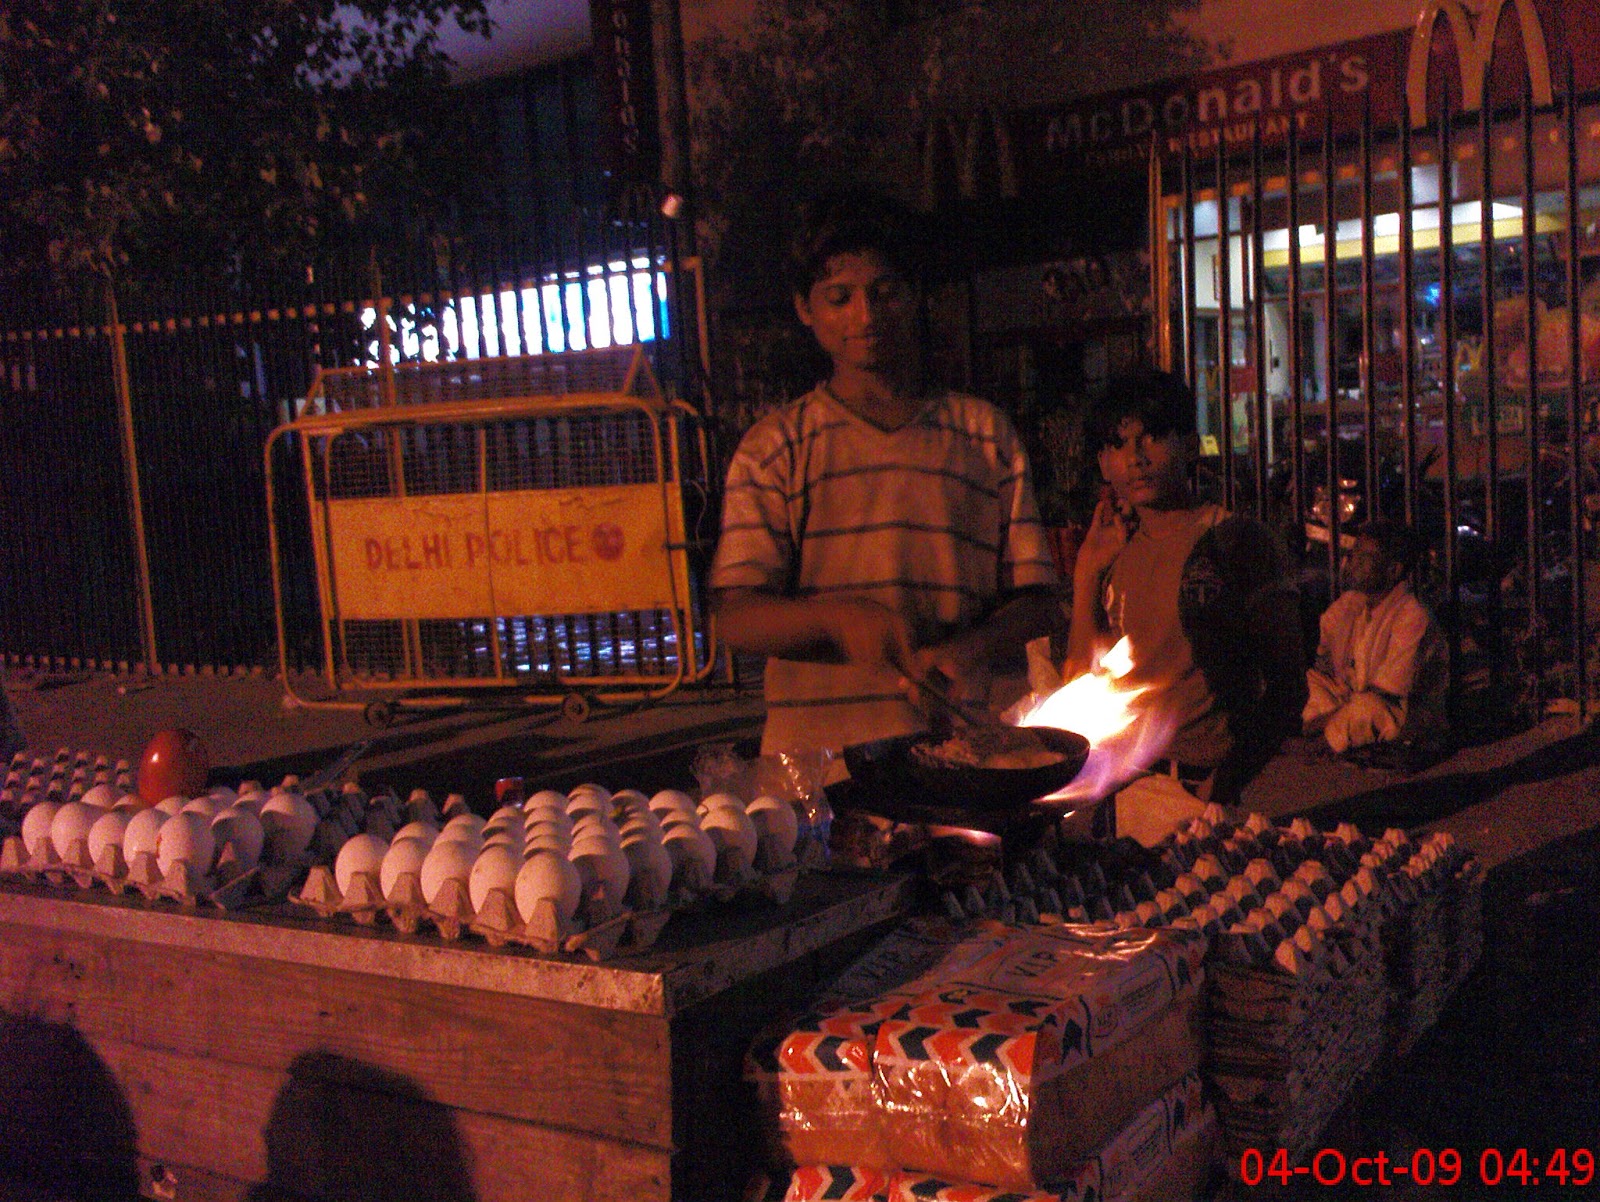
[[561, 692, 592, 723], [364, 700, 396, 728]]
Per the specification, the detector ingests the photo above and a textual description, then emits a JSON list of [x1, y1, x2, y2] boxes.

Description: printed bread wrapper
[[873, 924, 1206, 1190], [885, 1070, 1214, 1202], [778, 1164, 894, 1202], [746, 919, 1016, 1170]]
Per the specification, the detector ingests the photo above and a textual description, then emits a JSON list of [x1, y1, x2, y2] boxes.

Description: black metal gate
[[1162, 50, 1598, 728]]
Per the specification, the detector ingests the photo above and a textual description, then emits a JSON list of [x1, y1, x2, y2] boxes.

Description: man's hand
[[1073, 496, 1133, 587], [829, 597, 916, 673]]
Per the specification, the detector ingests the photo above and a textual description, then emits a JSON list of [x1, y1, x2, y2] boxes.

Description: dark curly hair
[[785, 189, 925, 299]]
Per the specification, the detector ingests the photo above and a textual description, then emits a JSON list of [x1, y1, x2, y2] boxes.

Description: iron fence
[[1162, 68, 1599, 727], [0, 201, 703, 680]]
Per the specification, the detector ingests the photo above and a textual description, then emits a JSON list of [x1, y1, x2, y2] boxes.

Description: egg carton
[[291, 866, 672, 959]]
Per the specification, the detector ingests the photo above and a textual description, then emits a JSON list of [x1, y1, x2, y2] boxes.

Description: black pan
[[841, 726, 1091, 813]]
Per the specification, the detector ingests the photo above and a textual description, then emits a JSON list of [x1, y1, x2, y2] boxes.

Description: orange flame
[[1014, 637, 1175, 802]]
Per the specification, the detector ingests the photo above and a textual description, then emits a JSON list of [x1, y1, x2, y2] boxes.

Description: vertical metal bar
[[1323, 105, 1342, 587], [1181, 139, 1199, 409], [1521, 78, 1542, 710], [1287, 122, 1306, 539], [1563, 66, 1588, 721], [1439, 91, 1461, 704], [106, 281, 159, 673], [1400, 113, 1418, 528], [1360, 95, 1378, 520], [1216, 138, 1235, 510], [1480, 98, 1499, 548], [1252, 119, 1269, 518]]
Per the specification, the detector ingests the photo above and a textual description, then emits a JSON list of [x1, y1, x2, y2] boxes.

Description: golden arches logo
[[1407, 0, 1554, 127], [919, 110, 1018, 209]]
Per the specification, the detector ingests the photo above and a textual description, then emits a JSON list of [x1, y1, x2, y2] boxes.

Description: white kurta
[[1304, 582, 1447, 753]]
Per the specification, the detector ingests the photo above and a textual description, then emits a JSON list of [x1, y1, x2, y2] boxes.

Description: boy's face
[[795, 250, 916, 377], [1097, 416, 1194, 511], [1345, 535, 1403, 596]]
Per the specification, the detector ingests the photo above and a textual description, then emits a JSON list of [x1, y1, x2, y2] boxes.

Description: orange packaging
[[873, 924, 1206, 1191], [745, 919, 1014, 1170]]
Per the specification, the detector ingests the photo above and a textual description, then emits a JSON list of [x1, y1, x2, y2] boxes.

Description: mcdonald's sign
[[1406, 0, 1554, 126], [919, 110, 1018, 210]]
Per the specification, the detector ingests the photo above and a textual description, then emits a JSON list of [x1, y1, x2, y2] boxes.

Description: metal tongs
[[904, 671, 1045, 755]]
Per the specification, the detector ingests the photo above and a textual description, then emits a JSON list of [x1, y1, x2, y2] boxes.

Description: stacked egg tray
[[290, 785, 821, 962], [919, 803, 1481, 1166], [1152, 810, 1478, 1165], [0, 748, 332, 910]]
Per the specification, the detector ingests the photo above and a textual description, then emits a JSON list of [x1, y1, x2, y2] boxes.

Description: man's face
[[795, 250, 916, 376], [1345, 535, 1401, 596], [1097, 416, 1193, 510]]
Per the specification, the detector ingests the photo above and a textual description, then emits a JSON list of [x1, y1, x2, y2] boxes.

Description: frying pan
[[842, 726, 1091, 813]]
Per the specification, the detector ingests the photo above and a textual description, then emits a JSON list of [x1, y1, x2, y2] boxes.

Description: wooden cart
[[0, 871, 912, 1201]]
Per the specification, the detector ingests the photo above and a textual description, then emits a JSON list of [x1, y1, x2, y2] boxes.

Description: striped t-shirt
[[710, 387, 1057, 756]]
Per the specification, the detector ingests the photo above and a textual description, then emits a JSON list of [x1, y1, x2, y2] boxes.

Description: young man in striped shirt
[[710, 193, 1061, 758]]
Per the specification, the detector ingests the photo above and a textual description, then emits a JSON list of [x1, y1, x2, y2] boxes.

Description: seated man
[[1065, 370, 1306, 842], [1304, 519, 1448, 757]]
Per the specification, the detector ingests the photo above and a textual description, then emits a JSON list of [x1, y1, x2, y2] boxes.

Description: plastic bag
[[692, 742, 835, 851]]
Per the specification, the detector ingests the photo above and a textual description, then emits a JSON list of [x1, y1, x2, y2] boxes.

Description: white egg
[[699, 791, 748, 814], [156, 811, 216, 877], [515, 851, 581, 922], [483, 825, 524, 852], [180, 795, 221, 821], [524, 827, 571, 856], [483, 805, 522, 835], [663, 824, 717, 882], [523, 805, 572, 834], [233, 789, 266, 814], [79, 783, 118, 810], [210, 806, 265, 873], [660, 808, 702, 832], [611, 788, 651, 816], [21, 801, 62, 859], [569, 782, 612, 804], [334, 833, 391, 895], [155, 795, 188, 817], [746, 796, 800, 858], [468, 844, 522, 913], [379, 837, 431, 900], [206, 785, 239, 807], [419, 839, 476, 905], [87, 809, 134, 865], [259, 791, 318, 859], [112, 793, 143, 812], [442, 812, 486, 839], [49, 802, 98, 860], [700, 804, 758, 872], [392, 820, 439, 845], [619, 812, 662, 841], [571, 841, 630, 901], [566, 792, 611, 821], [572, 812, 619, 840], [121, 807, 168, 863], [649, 790, 700, 819], [621, 832, 673, 905], [523, 789, 570, 814]]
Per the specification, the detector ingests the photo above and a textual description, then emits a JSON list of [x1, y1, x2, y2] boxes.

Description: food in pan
[[909, 724, 1064, 771]]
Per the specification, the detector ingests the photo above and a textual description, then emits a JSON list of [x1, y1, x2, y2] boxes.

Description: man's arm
[[713, 588, 915, 672], [914, 586, 1064, 706]]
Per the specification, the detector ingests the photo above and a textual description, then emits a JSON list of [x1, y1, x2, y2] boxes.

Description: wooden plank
[[0, 1030, 671, 1202], [0, 923, 672, 1149], [0, 887, 669, 1015]]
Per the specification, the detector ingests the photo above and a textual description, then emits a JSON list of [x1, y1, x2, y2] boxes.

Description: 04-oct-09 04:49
[[1239, 1146, 1598, 1188]]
